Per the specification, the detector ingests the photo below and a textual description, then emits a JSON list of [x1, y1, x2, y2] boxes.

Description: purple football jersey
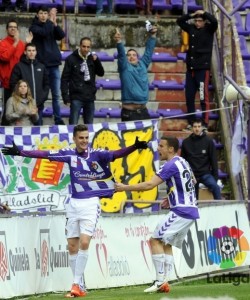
[[47, 147, 115, 199], [157, 156, 199, 219]]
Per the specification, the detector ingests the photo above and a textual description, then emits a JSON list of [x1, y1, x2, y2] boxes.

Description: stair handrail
[[203, 0, 249, 209]]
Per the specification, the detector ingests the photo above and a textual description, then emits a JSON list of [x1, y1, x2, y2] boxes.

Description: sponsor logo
[[0, 232, 10, 281]]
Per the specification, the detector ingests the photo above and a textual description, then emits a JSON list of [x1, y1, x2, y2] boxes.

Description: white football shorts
[[65, 197, 101, 238], [152, 211, 194, 249]]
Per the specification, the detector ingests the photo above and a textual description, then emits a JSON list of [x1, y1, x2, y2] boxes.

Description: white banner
[[0, 202, 249, 298]]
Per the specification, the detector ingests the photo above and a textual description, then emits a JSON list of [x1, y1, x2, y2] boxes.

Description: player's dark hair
[[160, 136, 179, 152], [73, 124, 88, 137]]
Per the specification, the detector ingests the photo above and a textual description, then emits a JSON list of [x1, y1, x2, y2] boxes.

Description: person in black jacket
[[181, 119, 221, 200], [10, 43, 49, 125], [177, 10, 218, 132], [61, 37, 105, 124], [29, 5, 65, 125]]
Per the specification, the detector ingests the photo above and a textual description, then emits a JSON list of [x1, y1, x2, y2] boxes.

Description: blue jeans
[[69, 100, 95, 125], [196, 174, 221, 200], [47, 66, 63, 124], [96, 0, 113, 13]]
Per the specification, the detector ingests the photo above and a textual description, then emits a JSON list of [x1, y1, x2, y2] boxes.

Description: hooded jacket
[[10, 55, 50, 108], [117, 36, 156, 104], [61, 49, 104, 103], [176, 12, 218, 70], [29, 17, 65, 67], [0, 36, 25, 88], [181, 131, 219, 180]]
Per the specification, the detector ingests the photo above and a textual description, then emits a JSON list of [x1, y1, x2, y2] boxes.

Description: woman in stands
[[6, 80, 38, 126]]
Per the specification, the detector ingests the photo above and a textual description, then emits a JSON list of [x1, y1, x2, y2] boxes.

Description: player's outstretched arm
[[1, 141, 20, 156], [112, 136, 148, 160], [1, 141, 50, 159]]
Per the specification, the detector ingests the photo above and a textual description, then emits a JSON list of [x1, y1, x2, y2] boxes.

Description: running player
[[115, 136, 199, 293]]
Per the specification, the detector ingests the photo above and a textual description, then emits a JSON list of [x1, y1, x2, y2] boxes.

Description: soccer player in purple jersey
[[1, 124, 148, 298], [115, 136, 199, 294]]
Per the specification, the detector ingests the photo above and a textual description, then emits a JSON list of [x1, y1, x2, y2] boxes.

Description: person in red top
[[0, 19, 33, 125]]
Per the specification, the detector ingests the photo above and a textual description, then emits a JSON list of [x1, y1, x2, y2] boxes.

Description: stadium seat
[[85, 0, 108, 9], [232, 0, 250, 10], [177, 52, 187, 61], [148, 109, 160, 118], [234, 12, 249, 36], [152, 52, 177, 62], [61, 51, 72, 61], [218, 169, 229, 179], [96, 79, 121, 90], [152, 80, 185, 90], [239, 36, 250, 59], [171, 0, 202, 11], [195, 110, 219, 120], [99, 107, 121, 118], [92, 51, 114, 61], [114, 0, 136, 10], [245, 13, 250, 32], [152, 0, 172, 11], [156, 108, 184, 118]]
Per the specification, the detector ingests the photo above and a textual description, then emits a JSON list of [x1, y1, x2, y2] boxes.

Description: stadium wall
[[0, 202, 249, 298]]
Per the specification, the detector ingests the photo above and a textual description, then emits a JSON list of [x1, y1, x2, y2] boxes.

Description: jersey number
[[182, 169, 194, 192]]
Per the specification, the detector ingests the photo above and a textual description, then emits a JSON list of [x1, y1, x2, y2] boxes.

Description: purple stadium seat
[[28, 0, 56, 10], [115, 0, 136, 10], [218, 170, 228, 179], [92, 51, 114, 62], [152, 52, 177, 62], [99, 108, 121, 118], [85, 0, 108, 9], [152, 80, 184, 90], [195, 110, 219, 120], [245, 13, 250, 32], [153, 0, 172, 10], [61, 51, 72, 61], [239, 36, 250, 59], [94, 110, 108, 118], [243, 60, 250, 75], [233, 0, 250, 10], [156, 108, 184, 118], [43, 107, 53, 117], [234, 12, 249, 36], [97, 79, 121, 90], [54, 0, 85, 10], [148, 110, 160, 118], [177, 52, 186, 61], [60, 107, 70, 117], [171, 0, 202, 10]]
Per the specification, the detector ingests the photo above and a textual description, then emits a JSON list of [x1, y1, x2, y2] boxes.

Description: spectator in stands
[[29, 5, 65, 125], [115, 136, 199, 293], [136, 0, 153, 16], [61, 37, 105, 125], [6, 80, 39, 126], [1, 125, 148, 297], [96, 0, 113, 17], [0, 19, 33, 126], [2, 0, 25, 12], [10, 43, 49, 125], [176, 10, 218, 132], [114, 24, 157, 121], [181, 118, 221, 200]]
